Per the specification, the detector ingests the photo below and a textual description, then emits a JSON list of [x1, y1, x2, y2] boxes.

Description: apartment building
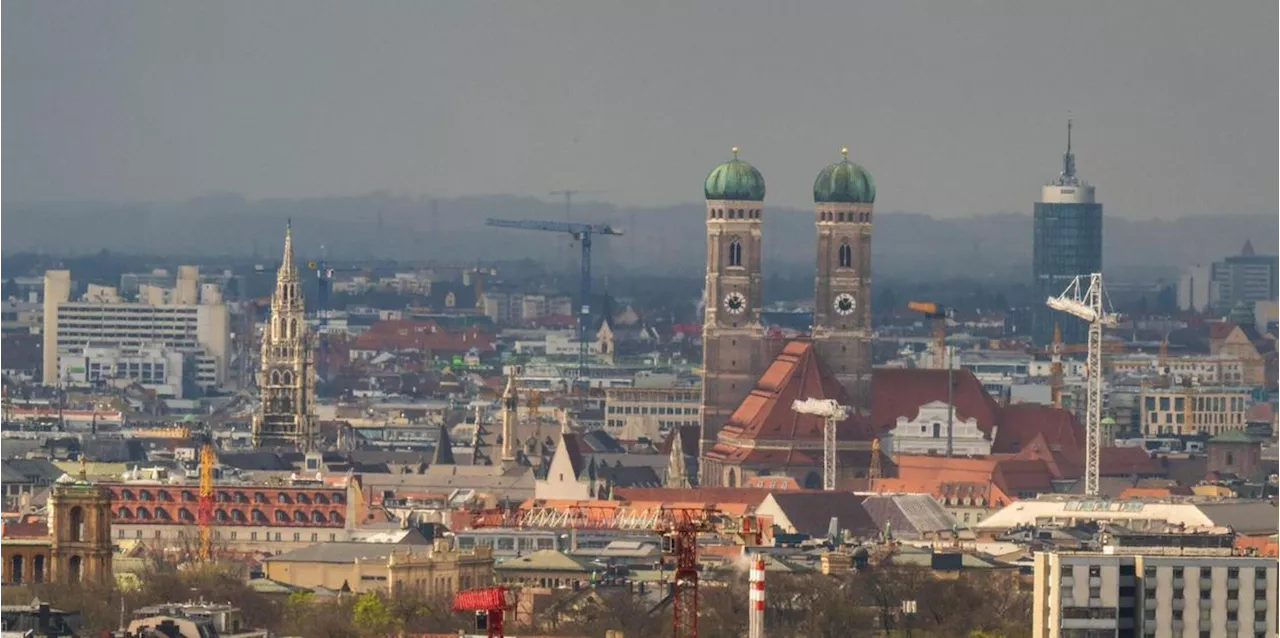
[[604, 386, 700, 440], [1139, 387, 1252, 437], [1112, 355, 1249, 386], [1034, 548, 1277, 638], [41, 270, 230, 389]]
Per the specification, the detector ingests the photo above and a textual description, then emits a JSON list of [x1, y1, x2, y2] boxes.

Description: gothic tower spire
[[252, 223, 316, 450]]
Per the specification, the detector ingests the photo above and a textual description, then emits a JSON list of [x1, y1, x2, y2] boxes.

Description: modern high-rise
[[252, 223, 316, 450], [1033, 120, 1103, 347], [1210, 241, 1278, 315]]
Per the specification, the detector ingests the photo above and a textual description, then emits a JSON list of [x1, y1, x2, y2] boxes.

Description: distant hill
[[3, 194, 1274, 282]]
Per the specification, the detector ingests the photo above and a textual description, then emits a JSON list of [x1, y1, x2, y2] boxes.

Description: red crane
[[452, 586, 516, 638], [463, 504, 763, 638]]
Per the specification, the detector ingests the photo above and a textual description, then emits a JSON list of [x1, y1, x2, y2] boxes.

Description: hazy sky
[[4, 1, 1276, 219]]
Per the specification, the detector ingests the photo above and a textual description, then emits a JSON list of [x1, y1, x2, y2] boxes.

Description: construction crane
[[465, 504, 763, 638], [907, 301, 956, 456], [791, 398, 850, 490], [452, 586, 516, 638], [1046, 273, 1117, 497], [486, 218, 624, 389], [906, 301, 952, 370], [197, 424, 216, 561]]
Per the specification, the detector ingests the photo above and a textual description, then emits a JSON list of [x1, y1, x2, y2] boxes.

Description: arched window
[[269, 370, 281, 385], [254, 492, 268, 504], [136, 507, 152, 520], [139, 490, 153, 501], [728, 239, 742, 267], [331, 492, 345, 504], [278, 492, 292, 505], [234, 491, 249, 503], [727, 469, 737, 488], [156, 508, 172, 521], [11, 555, 24, 585], [216, 491, 230, 503], [158, 490, 173, 502], [68, 506, 85, 542], [281, 370, 294, 386], [315, 494, 330, 505], [117, 507, 133, 519], [838, 242, 853, 268], [296, 493, 311, 505], [293, 511, 307, 523], [180, 490, 195, 502], [312, 510, 326, 523], [178, 508, 194, 522], [215, 509, 229, 522], [120, 489, 135, 501], [232, 510, 247, 523], [33, 556, 44, 584], [252, 510, 267, 523], [329, 511, 344, 524], [275, 510, 289, 523]]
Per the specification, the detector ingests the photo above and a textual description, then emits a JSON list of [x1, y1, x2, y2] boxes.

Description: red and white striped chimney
[[749, 556, 766, 638]]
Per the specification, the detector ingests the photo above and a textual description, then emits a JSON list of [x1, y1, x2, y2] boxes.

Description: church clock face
[[723, 291, 747, 315], [834, 293, 857, 316]]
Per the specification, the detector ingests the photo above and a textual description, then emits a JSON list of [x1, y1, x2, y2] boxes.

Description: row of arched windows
[[819, 210, 871, 223], [268, 369, 296, 386], [116, 507, 344, 525], [709, 208, 760, 220], [116, 489, 342, 506]]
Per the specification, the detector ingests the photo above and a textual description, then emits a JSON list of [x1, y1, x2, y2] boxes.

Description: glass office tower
[[1033, 121, 1103, 347]]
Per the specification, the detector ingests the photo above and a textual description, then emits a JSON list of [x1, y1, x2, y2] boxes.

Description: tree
[[352, 591, 398, 637]]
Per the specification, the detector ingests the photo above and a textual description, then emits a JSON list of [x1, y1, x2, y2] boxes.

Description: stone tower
[[699, 148, 770, 450], [500, 370, 519, 469], [252, 222, 317, 450], [811, 148, 875, 413], [47, 466, 112, 584]]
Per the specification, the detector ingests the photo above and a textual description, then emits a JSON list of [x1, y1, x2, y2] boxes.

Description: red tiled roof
[[353, 320, 495, 354], [1099, 446, 1163, 476], [715, 341, 876, 445], [1, 514, 49, 539], [611, 487, 778, 508], [1207, 321, 1238, 340], [993, 404, 1084, 455], [872, 368, 1002, 436]]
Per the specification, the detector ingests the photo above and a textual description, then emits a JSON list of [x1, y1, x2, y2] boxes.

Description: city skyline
[[4, 1, 1277, 220]]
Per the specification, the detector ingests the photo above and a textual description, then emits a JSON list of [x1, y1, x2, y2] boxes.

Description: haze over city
[[4, 1, 1276, 219], [1, 3, 1277, 638]]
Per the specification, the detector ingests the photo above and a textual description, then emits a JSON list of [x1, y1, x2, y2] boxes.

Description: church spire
[[279, 219, 297, 279]]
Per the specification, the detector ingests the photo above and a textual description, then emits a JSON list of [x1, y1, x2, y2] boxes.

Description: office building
[[1033, 121, 1103, 347], [1139, 386, 1252, 437], [1034, 549, 1277, 637], [604, 386, 701, 440], [1211, 241, 1279, 315], [41, 270, 230, 388]]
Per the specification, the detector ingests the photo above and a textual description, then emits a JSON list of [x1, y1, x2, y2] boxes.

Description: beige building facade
[[1034, 550, 1278, 638], [264, 540, 494, 596], [604, 386, 700, 441], [1140, 387, 1252, 437]]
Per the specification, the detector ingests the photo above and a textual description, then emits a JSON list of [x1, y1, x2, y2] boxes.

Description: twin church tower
[[700, 147, 876, 451]]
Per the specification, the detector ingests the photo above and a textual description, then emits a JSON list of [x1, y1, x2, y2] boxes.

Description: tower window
[[728, 239, 743, 267], [839, 242, 853, 268]]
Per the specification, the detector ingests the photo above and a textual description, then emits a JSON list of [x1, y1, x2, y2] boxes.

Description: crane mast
[[485, 218, 623, 391], [1045, 273, 1115, 497], [791, 398, 850, 490]]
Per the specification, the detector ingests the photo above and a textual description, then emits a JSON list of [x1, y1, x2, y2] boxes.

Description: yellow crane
[[198, 427, 216, 561], [906, 301, 950, 369]]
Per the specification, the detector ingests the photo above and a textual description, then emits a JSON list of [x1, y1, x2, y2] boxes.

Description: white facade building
[[884, 400, 994, 456], [62, 343, 189, 398], [1034, 550, 1277, 638], [42, 270, 231, 389]]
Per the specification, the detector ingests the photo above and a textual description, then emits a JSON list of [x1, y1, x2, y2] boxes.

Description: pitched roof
[[494, 550, 591, 573], [558, 433, 586, 479], [431, 423, 455, 465], [992, 404, 1084, 455], [660, 425, 700, 458], [859, 494, 958, 539], [611, 487, 777, 508], [762, 492, 878, 538], [1194, 501, 1280, 535], [714, 341, 876, 445], [872, 368, 1001, 436]]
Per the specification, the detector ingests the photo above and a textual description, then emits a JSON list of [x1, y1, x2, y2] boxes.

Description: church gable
[[715, 340, 875, 445]]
